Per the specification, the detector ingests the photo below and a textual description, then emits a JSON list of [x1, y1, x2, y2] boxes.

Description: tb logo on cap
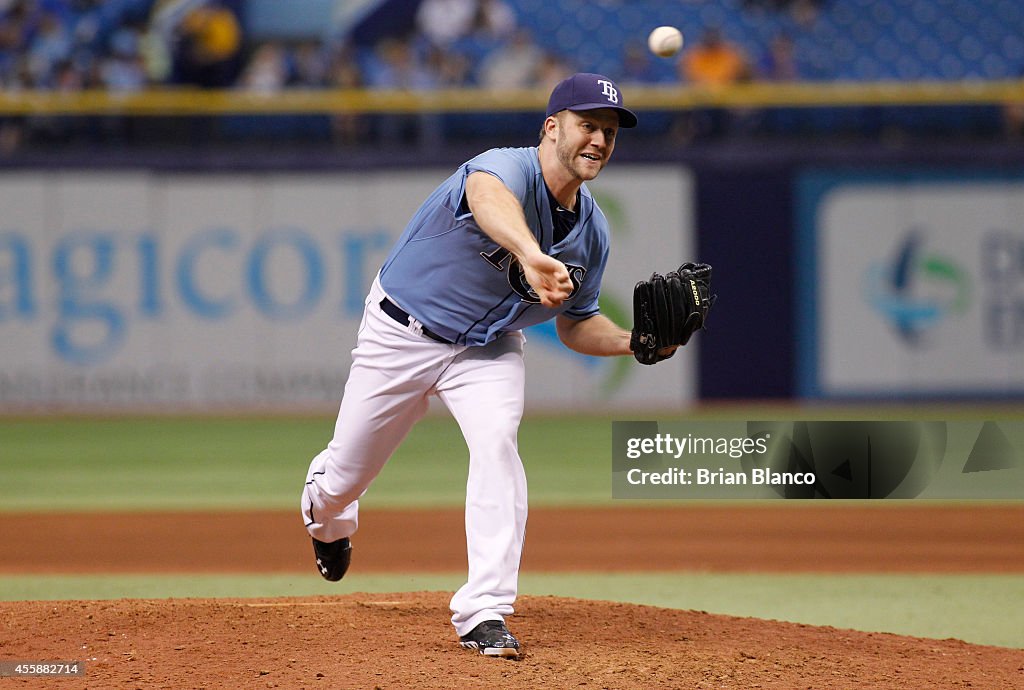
[[597, 79, 619, 104]]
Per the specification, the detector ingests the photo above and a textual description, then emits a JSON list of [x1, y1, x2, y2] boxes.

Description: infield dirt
[[2, 504, 1023, 688]]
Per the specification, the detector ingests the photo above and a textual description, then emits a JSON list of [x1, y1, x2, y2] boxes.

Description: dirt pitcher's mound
[[4, 593, 1021, 689]]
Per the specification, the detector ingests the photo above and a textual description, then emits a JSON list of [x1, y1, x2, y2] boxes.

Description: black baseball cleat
[[311, 537, 351, 581], [458, 620, 520, 658]]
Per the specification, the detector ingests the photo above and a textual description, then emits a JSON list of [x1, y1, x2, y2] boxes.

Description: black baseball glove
[[630, 262, 715, 365]]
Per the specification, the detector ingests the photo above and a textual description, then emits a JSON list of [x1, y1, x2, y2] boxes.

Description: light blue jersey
[[379, 147, 610, 346]]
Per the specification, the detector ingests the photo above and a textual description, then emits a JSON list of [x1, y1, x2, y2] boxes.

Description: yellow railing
[[1, 80, 1022, 116]]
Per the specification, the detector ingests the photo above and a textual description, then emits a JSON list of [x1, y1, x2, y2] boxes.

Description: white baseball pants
[[301, 278, 528, 636]]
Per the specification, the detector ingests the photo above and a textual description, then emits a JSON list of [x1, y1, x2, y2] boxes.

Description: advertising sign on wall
[[0, 167, 694, 412], [798, 172, 1024, 398]]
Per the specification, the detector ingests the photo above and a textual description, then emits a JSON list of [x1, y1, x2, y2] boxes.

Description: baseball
[[647, 26, 684, 58]]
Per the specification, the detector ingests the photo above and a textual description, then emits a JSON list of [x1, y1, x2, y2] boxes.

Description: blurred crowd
[[0, 0, 823, 96], [0, 0, 1019, 149], [0, 0, 580, 150], [1, 0, 150, 91], [0, 0, 579, 94]]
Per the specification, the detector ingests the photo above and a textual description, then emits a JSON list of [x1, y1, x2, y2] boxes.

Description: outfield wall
[[2, 142, 1023, 410], [797, 172, 1024, 399], [690, 142, 1024, 402], [0, 166, 695, 412]]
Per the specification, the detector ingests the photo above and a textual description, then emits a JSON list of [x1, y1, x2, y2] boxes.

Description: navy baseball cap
[[545, 72, 638, 128]]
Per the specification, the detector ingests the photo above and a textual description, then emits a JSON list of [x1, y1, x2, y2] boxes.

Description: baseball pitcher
[[301, 72, 714, 657]]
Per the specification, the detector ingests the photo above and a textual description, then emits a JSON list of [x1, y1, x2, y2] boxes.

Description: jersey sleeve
[[452, 148, 535, 221]]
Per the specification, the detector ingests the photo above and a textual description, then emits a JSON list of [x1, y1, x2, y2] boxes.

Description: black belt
[[379, 298, 451, 344]]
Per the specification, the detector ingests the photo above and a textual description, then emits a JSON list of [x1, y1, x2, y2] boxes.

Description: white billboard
[[799, 174, 1024, 397], [0, 167, 695, 412]]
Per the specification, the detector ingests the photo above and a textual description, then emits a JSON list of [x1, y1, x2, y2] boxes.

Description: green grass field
[[5, 407, 1023, 511], [1, 414, 1022, 648], [0, 415, 630, 511]]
